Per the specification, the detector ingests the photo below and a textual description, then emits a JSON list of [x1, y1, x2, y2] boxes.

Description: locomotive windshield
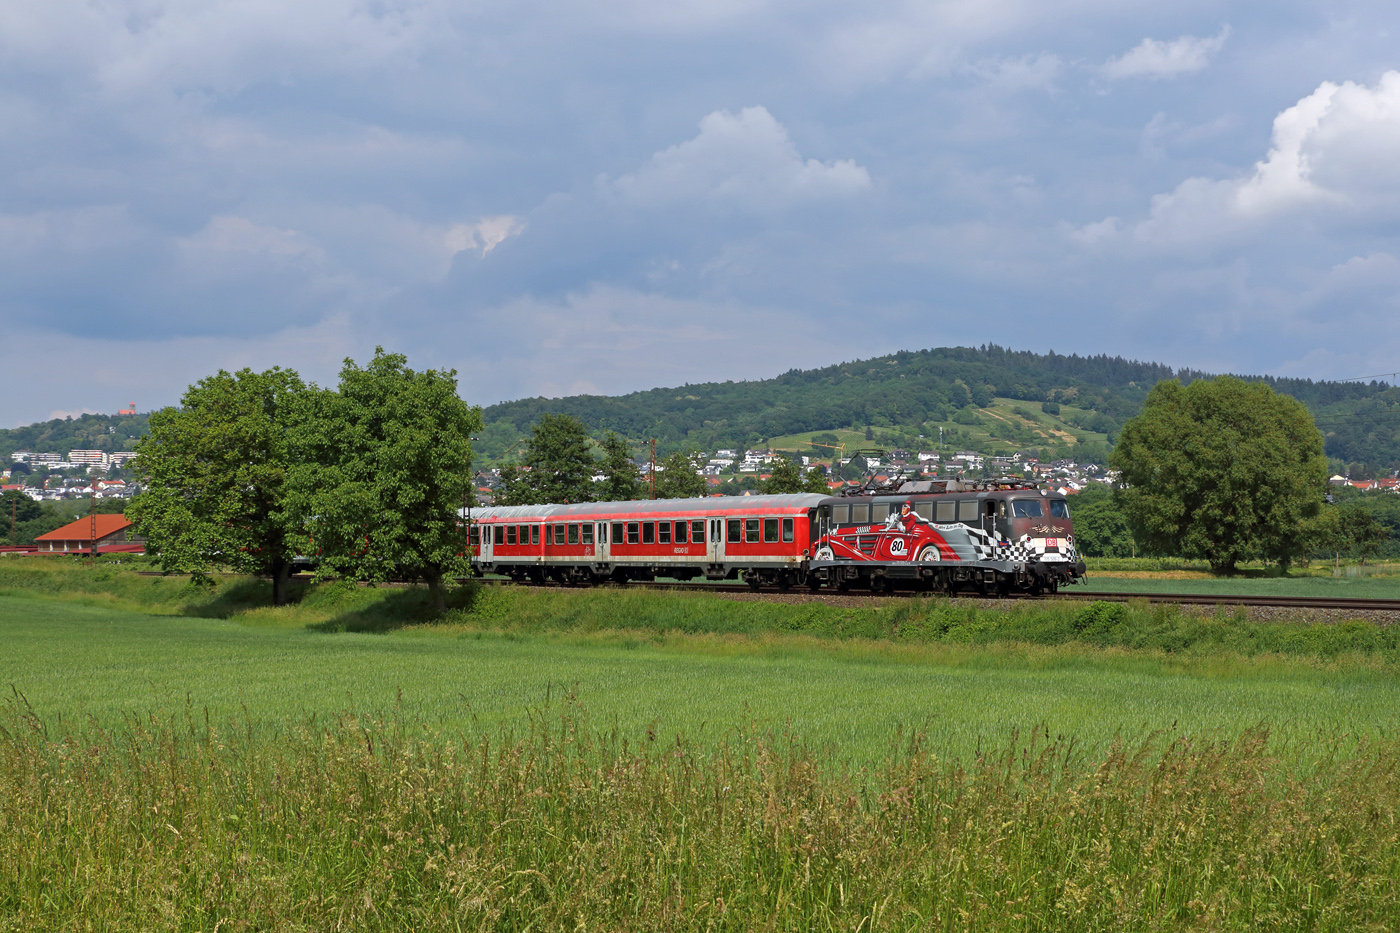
[[1010, 499, 1043, 518], [1049, 500, 1070, 518]]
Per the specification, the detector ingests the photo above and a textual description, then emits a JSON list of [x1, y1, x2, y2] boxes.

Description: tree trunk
[[271, 558, 293, 606], [427, 572, 447, 614]]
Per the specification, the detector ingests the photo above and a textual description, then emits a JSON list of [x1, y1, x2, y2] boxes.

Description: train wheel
[[777, 574, 792, 592], [807, 575, 822, 592]]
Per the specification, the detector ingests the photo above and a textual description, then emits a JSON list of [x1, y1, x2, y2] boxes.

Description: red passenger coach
[[466, 494, 827, 587]]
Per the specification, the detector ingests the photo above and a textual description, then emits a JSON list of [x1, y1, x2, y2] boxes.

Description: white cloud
[[609, 106, 871, 211], [1085, 71, 1400, 246], [1102, 26, 1230, 80], [444, 216, 526, 257]]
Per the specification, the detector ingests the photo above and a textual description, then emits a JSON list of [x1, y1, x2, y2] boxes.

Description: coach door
[[594, 521, 609, 563], [708, 517, 724, 564]]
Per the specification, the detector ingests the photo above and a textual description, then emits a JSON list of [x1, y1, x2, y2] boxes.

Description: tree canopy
[[286, 349, 482, 611], [1109, 376, 1328, 573], [499, 413, 596, 505], [595, 431, 642, 502], [126, 367, 307, 603], [653, 452, 706, 499], [1065, 483, 1134, 558]]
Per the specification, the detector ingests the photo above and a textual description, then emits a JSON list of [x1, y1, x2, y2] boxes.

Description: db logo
[[889, 538, 907, 556]]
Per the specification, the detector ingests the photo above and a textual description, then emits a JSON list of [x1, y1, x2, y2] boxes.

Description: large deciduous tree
[[288, 349, 482, 611], [1109, 376, 1327, 574], [126, 367, 306, 604]]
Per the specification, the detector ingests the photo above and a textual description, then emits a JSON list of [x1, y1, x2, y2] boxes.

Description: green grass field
[[4, 577, 1400, 764], [7, 563, 1400, 929]]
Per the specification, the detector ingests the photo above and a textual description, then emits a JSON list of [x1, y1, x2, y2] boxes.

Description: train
[[465, 476, 1086, 595]]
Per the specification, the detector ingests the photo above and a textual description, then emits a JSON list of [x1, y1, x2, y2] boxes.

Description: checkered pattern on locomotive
[[965, 528, 1077, 563]]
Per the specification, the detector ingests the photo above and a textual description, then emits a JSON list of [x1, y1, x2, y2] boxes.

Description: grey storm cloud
[[3, 0, 1400, 424]]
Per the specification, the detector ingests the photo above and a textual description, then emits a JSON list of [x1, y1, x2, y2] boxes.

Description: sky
[[3, 0, 1400, 426]]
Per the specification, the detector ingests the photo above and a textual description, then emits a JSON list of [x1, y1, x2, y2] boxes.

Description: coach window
[[850, 504, 870, 524], [782, 518, 794, 542], [555, 524, 567, 545], [614, 522, 626, 544], [567, 524, 579, 545], [1049, 500, 1070, 519], [658, 521, 671, 544], [469, 527, 480, 546], [915, 502, 933, 521], [642, 522, 655, 544], [957, 500, 980, 523], [531, 525, 541, 545], [745, 518, 760, 543], [935, 500, 955, 523], [506, 526, 517, 546], [626, 522, 639, 544], [674, 521, 687, 544], [763, 518, 779, 542], [493, 525, 504, 545], [582, 524, 594, 545], [692, 520, 706, 543], [727, 519, 741, 543]]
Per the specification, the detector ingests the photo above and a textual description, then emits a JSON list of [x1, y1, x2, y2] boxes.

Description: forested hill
[[0, 412, 150, 462], [5, 347, 1397, 474], [477, 345, 1400, 472]]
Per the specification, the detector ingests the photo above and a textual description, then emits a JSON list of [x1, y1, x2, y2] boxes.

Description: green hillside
[[477, 345, 1400, 473], [6, 346, 1398, 475], [0, 412, 150, 462]]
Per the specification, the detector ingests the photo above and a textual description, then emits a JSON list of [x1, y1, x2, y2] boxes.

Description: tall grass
[[3, 693, 1398, 930]]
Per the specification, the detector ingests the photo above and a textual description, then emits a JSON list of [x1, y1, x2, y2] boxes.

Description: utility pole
[[648, 439, 656, 499], [89, 494, 97, 564], [9, 496, 15, 547]]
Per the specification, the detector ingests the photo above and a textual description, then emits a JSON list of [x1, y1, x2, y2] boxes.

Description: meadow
[[5, 559, 1400, 929]]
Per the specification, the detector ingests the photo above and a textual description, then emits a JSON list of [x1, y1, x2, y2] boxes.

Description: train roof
[[464, 493, 829, 522]]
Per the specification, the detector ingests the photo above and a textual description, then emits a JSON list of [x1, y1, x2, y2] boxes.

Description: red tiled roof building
[[34, 514, 145, 553]]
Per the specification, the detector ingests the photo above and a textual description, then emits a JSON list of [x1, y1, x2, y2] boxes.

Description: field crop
[[7, 561, 1400, 928], [4, 695, 1400, 930]]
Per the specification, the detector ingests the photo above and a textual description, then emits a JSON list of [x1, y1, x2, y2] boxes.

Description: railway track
[[480, 579, 1400, 612]]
